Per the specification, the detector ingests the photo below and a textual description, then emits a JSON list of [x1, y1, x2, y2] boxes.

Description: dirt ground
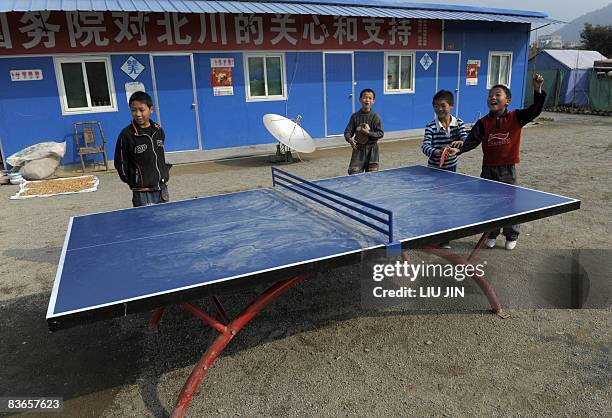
[[0, 112, 610, 417]]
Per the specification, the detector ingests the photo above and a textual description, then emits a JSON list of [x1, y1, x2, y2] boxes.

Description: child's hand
[[446, 147, 459, 156], [349, 138, 358, 150], [358, 123, 370, 134], [450, 140, 463, 148], [533, 73, 544, 93]]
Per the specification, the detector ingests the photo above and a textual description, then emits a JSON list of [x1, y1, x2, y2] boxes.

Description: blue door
[[324, 53, 353, 136], [437, 52, 461, 117], [152, 55, 200, 151]]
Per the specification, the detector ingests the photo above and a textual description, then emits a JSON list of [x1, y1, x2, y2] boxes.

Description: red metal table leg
[[181, 302, 229, 335], [211, 295, 229, 324], [467, 232, 490, 263], [148, 308, 165, 331], [170, 273, 309, 418], [409, 233, 507, 318]]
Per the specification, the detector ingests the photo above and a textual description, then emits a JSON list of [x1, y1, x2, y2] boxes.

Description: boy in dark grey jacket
[[344, 89, 384, 175], [114, 91, 171, 207]]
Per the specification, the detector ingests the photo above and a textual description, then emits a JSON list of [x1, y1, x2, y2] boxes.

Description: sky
[[401, 0, 611, 30]]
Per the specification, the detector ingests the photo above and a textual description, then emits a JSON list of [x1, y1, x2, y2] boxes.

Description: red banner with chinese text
[[0, 12, 442, 55]]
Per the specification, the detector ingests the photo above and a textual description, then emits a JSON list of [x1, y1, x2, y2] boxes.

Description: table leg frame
[[148, 273, 310, 418], [402, 232, 508, 318], [149, 233, 507, 416]]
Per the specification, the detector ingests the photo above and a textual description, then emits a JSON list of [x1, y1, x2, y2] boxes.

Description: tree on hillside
[[580, 23, 612, 57]]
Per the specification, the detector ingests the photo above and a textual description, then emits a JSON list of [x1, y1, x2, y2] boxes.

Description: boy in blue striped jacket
[[421, 90, 466, 248], [421, 90, 467, 172]]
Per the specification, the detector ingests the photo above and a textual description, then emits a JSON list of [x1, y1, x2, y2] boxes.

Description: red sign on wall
[[0, 12, 442, 55], [10, 69, 43, 81]]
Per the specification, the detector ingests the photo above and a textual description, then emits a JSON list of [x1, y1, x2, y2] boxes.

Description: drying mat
[[11, 175, 99, 200]]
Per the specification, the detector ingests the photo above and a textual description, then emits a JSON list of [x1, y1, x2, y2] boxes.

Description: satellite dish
[[263, 114, 316, 163]]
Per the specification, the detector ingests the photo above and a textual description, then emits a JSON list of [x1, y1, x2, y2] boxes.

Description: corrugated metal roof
[[539, 49, 608, 69], [272, 1, 548, 18], [0, 0, 560, 24]]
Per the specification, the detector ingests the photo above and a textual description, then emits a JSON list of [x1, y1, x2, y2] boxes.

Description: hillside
[[552, 3, 612, 42]]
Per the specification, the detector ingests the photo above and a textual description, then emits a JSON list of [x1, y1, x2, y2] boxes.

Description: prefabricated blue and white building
[[0, 0, 556, 166]]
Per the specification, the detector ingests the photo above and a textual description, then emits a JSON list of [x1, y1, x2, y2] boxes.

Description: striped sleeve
[[421, 122, 436, 158], [456, 119, 468, 142], [422, 119, 463, 169]]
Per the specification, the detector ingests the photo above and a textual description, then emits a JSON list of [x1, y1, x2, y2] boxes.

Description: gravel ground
[[0, 112, 610, 417]]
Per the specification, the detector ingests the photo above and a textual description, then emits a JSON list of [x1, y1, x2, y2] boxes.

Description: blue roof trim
[[1, 0, 560, 24]]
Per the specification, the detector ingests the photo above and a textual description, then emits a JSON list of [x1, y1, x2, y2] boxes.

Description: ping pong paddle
[[355, 123, 370, 144], [439, 148, 450, 168]]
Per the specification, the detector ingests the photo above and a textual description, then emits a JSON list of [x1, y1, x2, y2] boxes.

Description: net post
[[386, 242, 402, 257]]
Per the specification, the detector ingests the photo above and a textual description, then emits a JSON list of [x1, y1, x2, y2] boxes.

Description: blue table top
[[47, 165, 579, 326]]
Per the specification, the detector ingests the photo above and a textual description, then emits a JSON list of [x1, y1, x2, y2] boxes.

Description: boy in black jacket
[[114, 91, 170, 207]]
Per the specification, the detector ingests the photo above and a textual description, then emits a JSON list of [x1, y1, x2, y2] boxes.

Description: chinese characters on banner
[[0, 12, 442, 54], [210, 58, 234, 96], [466, 60, 480, 86]]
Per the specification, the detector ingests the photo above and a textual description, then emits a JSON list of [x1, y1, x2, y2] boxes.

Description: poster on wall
[[210, 58, 234, 96], [125, 81, 146, 105], [466, 60, 480, 86]]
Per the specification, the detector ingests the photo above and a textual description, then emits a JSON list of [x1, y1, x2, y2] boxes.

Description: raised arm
[[516, 73, 547, 127]]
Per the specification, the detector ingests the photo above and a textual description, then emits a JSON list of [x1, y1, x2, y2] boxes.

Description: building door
[[436, 51, 462, 117], [324, 52, 354, 137], [151, 54, 202, 151]]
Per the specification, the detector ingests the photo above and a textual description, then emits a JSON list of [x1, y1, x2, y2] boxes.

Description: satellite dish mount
[[273, 116, 302, 163], [263, 114, 316, 164]]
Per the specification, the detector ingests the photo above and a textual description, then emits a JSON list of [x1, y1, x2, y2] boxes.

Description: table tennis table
[[47, 165, 579, 417]]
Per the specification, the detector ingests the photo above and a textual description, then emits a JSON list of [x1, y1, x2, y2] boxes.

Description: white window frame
[[384, 51, 416, 94], [243, 52, 287, 102], [487, 51, 513, 89], [54, 56, 117, 115]]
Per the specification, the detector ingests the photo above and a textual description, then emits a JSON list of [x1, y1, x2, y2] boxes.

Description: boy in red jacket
[[456, 73, 546, 250]]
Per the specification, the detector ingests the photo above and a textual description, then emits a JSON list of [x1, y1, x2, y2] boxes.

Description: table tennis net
[[271, 167, 395, 243]]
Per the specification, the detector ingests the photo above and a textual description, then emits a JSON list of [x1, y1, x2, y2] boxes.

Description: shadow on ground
[[0, 253, 496, 417], [3, 246, 62, 264], [3, 244, 605, 417]]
